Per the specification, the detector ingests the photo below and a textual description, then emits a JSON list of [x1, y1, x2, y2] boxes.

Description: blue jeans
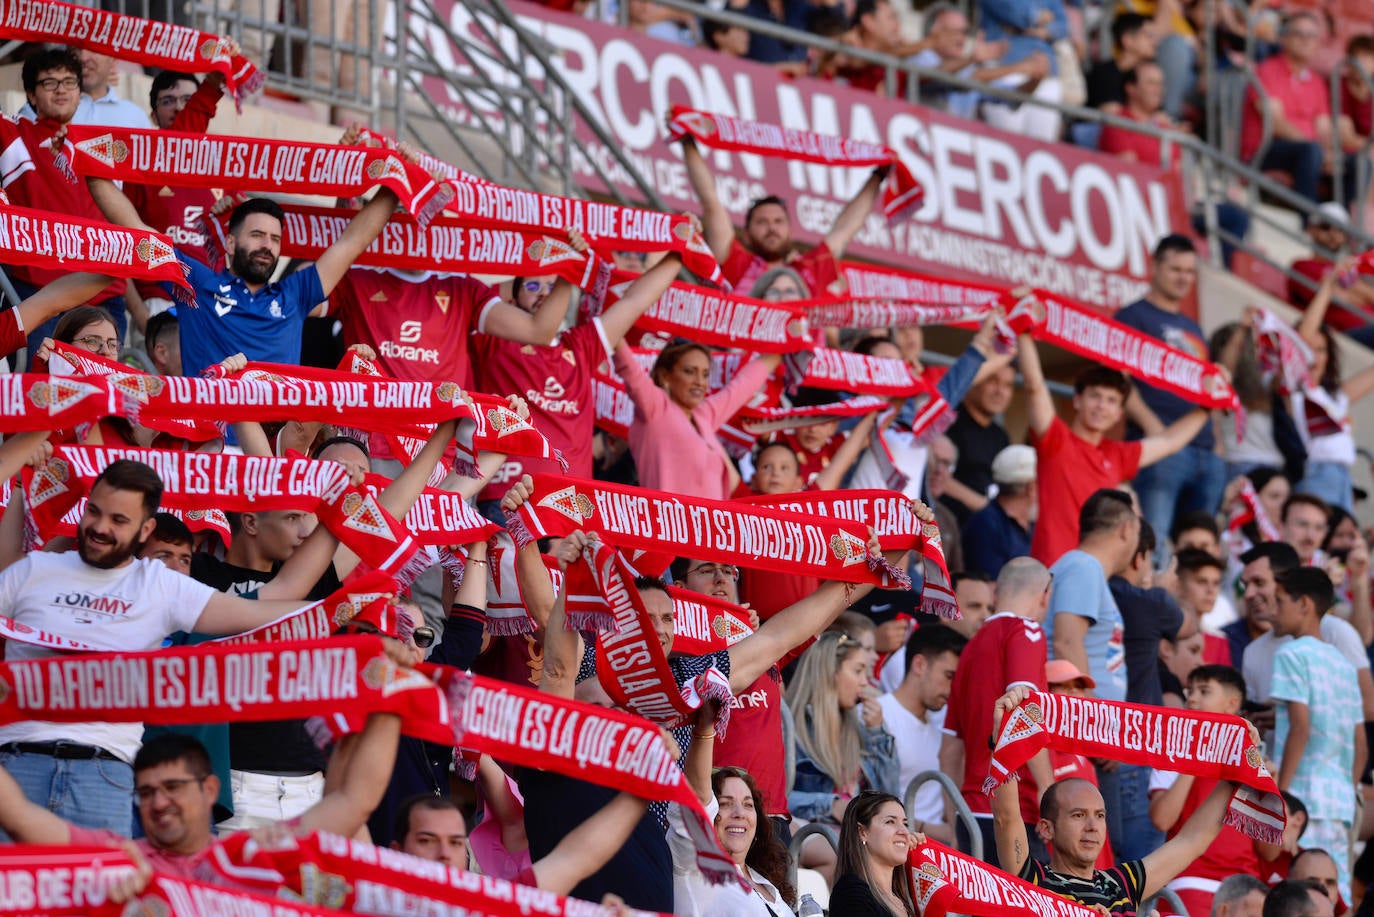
[[1115, 763, 1164, 861], [1299, 460, 1353, 512], [1134, 445, 1227, 565], [0, 747, 133, 836]]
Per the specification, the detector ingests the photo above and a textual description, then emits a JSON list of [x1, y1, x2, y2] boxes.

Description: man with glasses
[[0, 720, 403, 888], [1, 48, 130, 364], [1240, 11, 1339, 210]]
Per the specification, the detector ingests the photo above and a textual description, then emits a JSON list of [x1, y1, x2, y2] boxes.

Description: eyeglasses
[[412, 625, 435, 649], [685, 563, 739, 581], [522, 280, 554, 294], [135, 776, 206, 803], [35, 77, 79, 92], [156, 93, 195, 108], [74, 335, 120, 355]]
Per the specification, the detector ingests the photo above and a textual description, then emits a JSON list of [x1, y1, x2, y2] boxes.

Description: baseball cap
[[991, 445, 1036, 485], [1045, 659, 1096, 689], [1313, 202, 1349, 227]]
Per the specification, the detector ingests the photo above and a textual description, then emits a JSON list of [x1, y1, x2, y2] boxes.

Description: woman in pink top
[[613, 341, 781, 500]]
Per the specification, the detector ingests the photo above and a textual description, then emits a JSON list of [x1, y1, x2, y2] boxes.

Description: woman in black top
[[829, 791, 920, 917]]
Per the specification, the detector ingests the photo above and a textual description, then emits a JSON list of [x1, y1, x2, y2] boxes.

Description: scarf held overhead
[[25, 445, 419, 578], [513, 473, 909, 587], [667, 106, 923, 222], [986, 690, 1285, 844], [0, 203, 191, 299], [67, 127, 454, 228], [0, 2, 262, 106]]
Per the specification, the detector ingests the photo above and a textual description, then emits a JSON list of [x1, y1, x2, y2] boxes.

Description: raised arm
[[1147, 772, 1194, 832], [313, 189, 399, 295], [1296, 259, 1343, 341], [596, 252, 683, 349], [822, 169, 883, 259], [192, 592, 320, 635], [297, 710, 401, 837], [1016, 331, 1055, 437], [0, 758, 72, 843], [539, 530, 595, 699], [531, 790, 651, 895], [1138, 409, 1208, 468], [676, 136, 735, 263], [17, 272, 116, 334], [502, 475, 557, 631], [990, 686, 1033, 875], [1139, 777, 1235, 899], [85, 177, 156, 232]]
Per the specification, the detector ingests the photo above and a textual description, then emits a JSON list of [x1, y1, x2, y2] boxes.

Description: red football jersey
[[1157, 773, 1260, 881], [722, 238, 845, 299], [714, 669, 790, 817], [473, 320, 611, 502], [944, 612, 1049, 815]]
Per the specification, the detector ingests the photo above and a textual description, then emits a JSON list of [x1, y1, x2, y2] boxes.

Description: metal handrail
[[1143, 887, 1190, 917], [781, 698, 797, 795], [904, 769, 982, 862], [786, 822, 839, 893]]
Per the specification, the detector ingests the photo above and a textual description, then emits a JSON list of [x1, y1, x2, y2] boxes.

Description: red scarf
[[25, 445, 420, 579], [0, 203, 191, 300], [1252, 306, 1314, 395], [591, 273, 813, 353], [987, 690, 1286, 844], [376, 475, 500, 546], [908, 839, 1104, 917], [667, 585, 755, 656], [564, 542, 735, 732], [0, 3, 262, 107], [439, 668, 743, 887], [667, 106, 923, 222], [205, 831, 673, 916], [804, 298, 992, 331], [213, 572, 397, 646], [0, 374, 119, 433], [799, 348, 939, 398], [67, 127, 454, 227], [742, 490, 956, 619], [738, 394, 889, 434], [1228, 477, 1282, 544], [512, 473, 909, 587], [0, 634, 449, 736], [484, 536, 565, 636], [47, 342, 220, 442], [204, 202, 609, 290]]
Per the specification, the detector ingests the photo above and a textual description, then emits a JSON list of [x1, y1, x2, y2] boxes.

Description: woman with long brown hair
[[830, 791, 918, 916]]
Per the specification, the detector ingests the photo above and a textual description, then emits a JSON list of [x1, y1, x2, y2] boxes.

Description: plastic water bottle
[[797, 893, 824, 917]]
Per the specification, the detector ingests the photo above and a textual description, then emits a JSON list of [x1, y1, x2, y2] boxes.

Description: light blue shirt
[[1044, 549, 1127, 702]]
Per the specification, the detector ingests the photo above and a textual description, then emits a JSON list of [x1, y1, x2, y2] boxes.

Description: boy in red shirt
[[1148, 665, 1282, 915]]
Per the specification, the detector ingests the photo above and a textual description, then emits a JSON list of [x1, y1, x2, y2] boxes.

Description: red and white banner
[[405, 0, 1188, 308], [908, 840, 1103, 917]]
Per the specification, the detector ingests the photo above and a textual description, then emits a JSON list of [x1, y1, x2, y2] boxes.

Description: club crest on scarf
[[29, 378, 100, 415], [713, 614, 749, 642], [364, 156, 411, 192], [527, 237, 581, 268], [829, 529, 869, 566], [435, 381, 461, 405], [109, 372, 166, 403], [291, 863, 351, 909], [912, 859, 949, 911], [72, 133, 128, 168], [135, 235, 179, 270], [340, 492, 395, 541], [199, 37, 232, 62], [27, 458, 70, 509], [539, 486, 596, 524]]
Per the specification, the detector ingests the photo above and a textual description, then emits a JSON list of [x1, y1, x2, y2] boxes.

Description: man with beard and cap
[[0, 460, 348, 835], [84, 179, 398, 378]]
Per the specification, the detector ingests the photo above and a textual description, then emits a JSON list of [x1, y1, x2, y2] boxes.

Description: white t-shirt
[[0, 552, 214, 762], [877, 693, 946, 824], [850, 429, 928, 501], [1242, 615, 1370, 705]]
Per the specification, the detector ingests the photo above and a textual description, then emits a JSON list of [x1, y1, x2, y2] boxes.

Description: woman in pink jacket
[[613, 341, 781, 500]]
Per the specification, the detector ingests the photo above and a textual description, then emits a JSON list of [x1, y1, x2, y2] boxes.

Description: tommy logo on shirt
[[50, 591, 133, 620]]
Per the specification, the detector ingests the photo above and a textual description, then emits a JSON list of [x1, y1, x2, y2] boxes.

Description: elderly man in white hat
[[961, 444, 1037, 578]]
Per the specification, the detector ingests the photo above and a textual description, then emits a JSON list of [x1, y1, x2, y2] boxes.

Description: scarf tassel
[[868, 553, 912, 591], [503, 510, 535, 550]]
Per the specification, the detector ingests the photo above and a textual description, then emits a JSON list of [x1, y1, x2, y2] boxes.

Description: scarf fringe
[[389, 545, 435, 592], [922, 593, 960, 621], [1225, 807, 1283, 846], [868, 554, 912, 591], [503, 510, 534, 550], [566, 609, 618, 634], [782, 350, 814, 395], [483, 613, 535, 637]]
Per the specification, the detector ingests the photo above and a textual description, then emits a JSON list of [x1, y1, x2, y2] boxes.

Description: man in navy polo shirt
[[85, 178, 398, 377], [961, 445, 1036, 579]]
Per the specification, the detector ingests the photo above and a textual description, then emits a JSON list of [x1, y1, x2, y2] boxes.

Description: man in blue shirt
[[85, 177, 398, 377], [961, 444, 1035, 578], [1116, 234, 1226, 565]]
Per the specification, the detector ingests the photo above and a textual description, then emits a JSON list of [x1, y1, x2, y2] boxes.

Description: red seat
[[1232, 250, 1290, 301]]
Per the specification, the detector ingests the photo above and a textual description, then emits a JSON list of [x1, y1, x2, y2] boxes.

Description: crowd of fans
[[2, 6, 1374, 917]]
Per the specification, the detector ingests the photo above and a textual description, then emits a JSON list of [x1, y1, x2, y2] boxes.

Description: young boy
[[1269, 567, 1366, 902], [1148, 665, 1278, 916]]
